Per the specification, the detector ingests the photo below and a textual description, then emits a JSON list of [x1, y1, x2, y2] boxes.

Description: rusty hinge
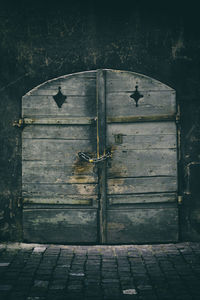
[[17, 197, 22, 208], [13, 118, 24, 128], [178, 195, 183, 205], [176, 104, 181, 124]]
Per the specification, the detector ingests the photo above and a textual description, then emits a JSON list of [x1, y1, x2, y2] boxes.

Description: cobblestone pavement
[[0, 242, 200, 300]]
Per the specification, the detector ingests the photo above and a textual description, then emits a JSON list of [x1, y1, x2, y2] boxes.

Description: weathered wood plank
[[22, 117, 94, 125], [107, 122, 176, 135], [22, 161, 97, 183], [22, 139, 95, 161], [22, 161, 96, 177], [107, 176, 177, 194], [26, 71, 96, 96], [97, 69, 107, 244], [107, 115, 176, 123], [108, 149, 177, 177], [23, 173, 97, 184], [108, 134, 176, 149], [23, 209, 98, 243], [23, 197, 95, 205], [22, 96, 96, 117], [23, 125, 95, 139], [106, 70, 174, 92], [108, 193, 177, 205], [106, 92, 176, 117], [22, 183, 97, 197], [107, 208, 178, 243]]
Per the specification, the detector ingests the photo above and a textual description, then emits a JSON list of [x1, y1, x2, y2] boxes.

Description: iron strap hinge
[[178, 195, 183, 205], [13, 118, 24, 128]]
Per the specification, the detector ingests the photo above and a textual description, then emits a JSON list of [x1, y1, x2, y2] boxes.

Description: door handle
[[78, 151, 112, 163]]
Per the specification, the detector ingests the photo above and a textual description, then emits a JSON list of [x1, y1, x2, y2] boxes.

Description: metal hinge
[[13, 118, 24, 128], [17, 197, 22, 208], [178, 195, 183, 205]]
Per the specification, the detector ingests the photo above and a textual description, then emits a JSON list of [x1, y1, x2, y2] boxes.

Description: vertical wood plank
[[97, 69, 107, 244]]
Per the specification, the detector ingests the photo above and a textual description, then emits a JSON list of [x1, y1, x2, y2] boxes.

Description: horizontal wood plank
[[22, 96, 96, 118], [107, 115, 176, 123], [22, 139, 96, 161], [22, 117, 95, 125], [23, 209, 98, 243], [107, 208, 178, 243], [107, 122, 176, 135], [23, 125, 95, 139], [22, 183, 97, 197], [23, 197, 95, 205], [108, 193, 177, 205], [108, 149, 177, 177], [25, 71, 96, 96], [108, 134, 176, 149], [107, 176, 177, 194], [106, 70, 174, 92], [22, 161, 96, 177], [106, 91, 176, 117]]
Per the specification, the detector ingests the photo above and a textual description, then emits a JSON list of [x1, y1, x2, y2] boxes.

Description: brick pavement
[[0, 242, 200, 300]]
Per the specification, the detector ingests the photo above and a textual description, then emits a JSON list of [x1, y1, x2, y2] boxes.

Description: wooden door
[[105, 70, 178, 243], [22, 71, 98, 243], [22, 69, 178, 244]]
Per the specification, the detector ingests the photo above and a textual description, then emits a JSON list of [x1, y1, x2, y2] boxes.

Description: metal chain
[[78, 151, 112, 163]]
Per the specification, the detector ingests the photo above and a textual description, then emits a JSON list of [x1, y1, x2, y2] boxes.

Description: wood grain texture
[[106, 70, 176, 117], [25, 71, 96, 96], [108, 149, 177, 177], [22, 139, 95, 161], [107, 176, 177, 194], [106, 69, 174, 92], [23, 161, 97, 183], [23, 71, 96, 118], [23, 209, 98, 243], [23, 183, 97, 197], [107, 208, 178, 243], [23, 125, 95, 139], [22, 95, 96, 117], [106, 92, 176, 117], [108, 193, 177, 205], [107, 122, 176, 135]]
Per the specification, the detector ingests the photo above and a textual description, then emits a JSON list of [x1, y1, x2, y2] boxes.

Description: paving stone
[[0, 242, 200, 300]]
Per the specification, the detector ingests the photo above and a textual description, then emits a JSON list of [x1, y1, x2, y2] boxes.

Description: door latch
[[114, 134, 123, 144]]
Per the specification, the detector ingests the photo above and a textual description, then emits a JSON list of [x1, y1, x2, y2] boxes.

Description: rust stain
[[73, 154, 94, 175]]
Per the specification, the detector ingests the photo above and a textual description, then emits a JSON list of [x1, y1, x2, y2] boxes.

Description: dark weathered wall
[[0, 0, 200, 241]]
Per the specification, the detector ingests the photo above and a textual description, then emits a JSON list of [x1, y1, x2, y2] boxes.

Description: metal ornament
[[130, 85, 143, 107], [53, 86, 67, 108]]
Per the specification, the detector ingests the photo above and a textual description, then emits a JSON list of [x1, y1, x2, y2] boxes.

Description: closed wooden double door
[[22, 69, 178, 244]]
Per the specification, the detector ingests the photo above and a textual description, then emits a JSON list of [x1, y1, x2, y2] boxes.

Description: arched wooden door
[[22, 69, 178, 244]]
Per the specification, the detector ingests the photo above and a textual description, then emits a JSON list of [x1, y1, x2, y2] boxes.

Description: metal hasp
[[53, 86, 67, 108], [114, 133, 123, 144], [130, 85, 143, 107], [78, 151, 112, 163]]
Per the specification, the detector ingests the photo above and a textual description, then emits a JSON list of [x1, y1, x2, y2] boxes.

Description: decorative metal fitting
[[130, 85, 143, 107], [53, 86, 67, 108]]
